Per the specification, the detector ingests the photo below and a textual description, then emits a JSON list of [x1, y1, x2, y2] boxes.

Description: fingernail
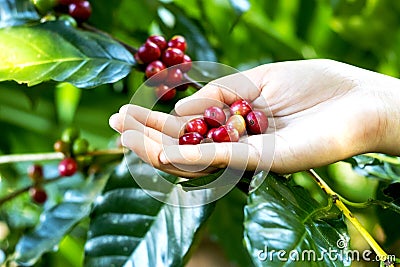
[[159, 152, 168, 164]]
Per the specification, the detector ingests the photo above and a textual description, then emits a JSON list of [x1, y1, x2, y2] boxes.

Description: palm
[[110, 59, 379, 176]]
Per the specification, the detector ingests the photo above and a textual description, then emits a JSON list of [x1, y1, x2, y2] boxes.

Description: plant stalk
[[306, 169, 394, 267], [0, 149, 126, 165]]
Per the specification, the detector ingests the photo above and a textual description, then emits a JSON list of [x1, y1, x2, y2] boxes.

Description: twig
[[0, 149, 126, 165], [182, 73, 203, 90], [306, 169, 394, 267], [339, 197, 400, 215], [0, 176, 64, 206], [86, 148, 126, 156], [362, 153, 400, 165], [0, 152, 64, 164]]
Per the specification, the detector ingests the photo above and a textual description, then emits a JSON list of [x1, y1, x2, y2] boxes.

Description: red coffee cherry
[[230, 99, 252, 117], [137, 41, 161, 64], [28, 164, 44, 182], [162, 47, 184, 66], [179, 132, 204, 145], [185, 118, 208, 136], [246, 111, 268, 134], [180, 54, 192, 73], [145, 60, 167, 82], [204, 106, 226, 128], [58, 157, 78, 177], [147, 35, 167, 51], [168, 35, 187, 52], [165, 67, 183, 87], [206, 128, 217, 139], [155, 85, 176, 102], [29, 187, 47, 204], [68, 0, 92, 22], [134, 52, 144, 65], [212, 125, 240, 143]]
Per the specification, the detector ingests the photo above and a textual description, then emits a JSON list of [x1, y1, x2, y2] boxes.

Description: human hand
[[109, 59, 399, 177]]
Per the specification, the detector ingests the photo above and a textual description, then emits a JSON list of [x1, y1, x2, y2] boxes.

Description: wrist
[[358, 71, 400, 155]]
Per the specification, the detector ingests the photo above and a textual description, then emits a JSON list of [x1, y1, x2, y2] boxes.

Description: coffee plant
[[0, 0, 400, 266]]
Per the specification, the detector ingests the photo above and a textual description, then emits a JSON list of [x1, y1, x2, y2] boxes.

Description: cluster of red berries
[[56, 0, 92, 22], [135, 35, 192, 102], [179, 100, 268, 145], [54, 127, 89, 176]]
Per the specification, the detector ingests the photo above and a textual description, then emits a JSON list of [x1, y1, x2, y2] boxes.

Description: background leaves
[[14, 170, 111, 265], [0, 0, 39, 28], [244, 172, 350, 267], [84, 153, 215, 267]]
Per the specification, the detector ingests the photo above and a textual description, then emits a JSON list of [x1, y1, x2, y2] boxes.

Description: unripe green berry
[[73, 138, 89, 155], [31, 0, 57, 14], [61, 127, 80, 143], [58, 14, 78, 27]]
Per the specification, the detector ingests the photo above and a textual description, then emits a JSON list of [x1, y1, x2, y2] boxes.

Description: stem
[[340, 197, 400, 215], [183, 73, 203, 90], [80, 23, 138, 55], [0, 152, 64, 164], [0, 148, 126, 165], [0, 176, 64, 206], [362, 153, 400, 165], [306, 169, 394, 267], [87, 148, 126, 156]]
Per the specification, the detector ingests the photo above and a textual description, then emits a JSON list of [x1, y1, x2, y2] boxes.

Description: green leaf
[[14, 170, 111, 265], [0, 20, 135, 88], [0, 0, 40, 28], [351, 154, 400, 182], [84, 152, 215, 267], [160, 4, 217, 61], [208, 188, 254, 267], [244, 172, 350, 267], [178, 169, 225, 188], [55, 82, 82, 124]]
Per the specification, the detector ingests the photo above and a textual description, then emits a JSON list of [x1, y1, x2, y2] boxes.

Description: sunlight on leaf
[[0, 20, 134, 88]]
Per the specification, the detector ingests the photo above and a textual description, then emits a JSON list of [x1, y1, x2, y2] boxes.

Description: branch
[[0, 148, 126, 165], [0, 152, 64, 164], [183, 73, 203, 90], [306, 169, 394, 267], [0, 176, 64, 206]]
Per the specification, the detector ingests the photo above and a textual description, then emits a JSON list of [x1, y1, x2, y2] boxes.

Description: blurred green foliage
[[1, 0, 400, 266]]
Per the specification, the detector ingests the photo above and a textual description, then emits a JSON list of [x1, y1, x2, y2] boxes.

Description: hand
[[109, 59, 399, 177]]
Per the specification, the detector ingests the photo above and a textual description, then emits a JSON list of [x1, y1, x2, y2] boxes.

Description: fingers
[[121, 130, 217, 178], [113, 104, 188, 138], [111, 113, 176, 145], [159, 141, 265, 172], [175, 69, 265, 116]]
